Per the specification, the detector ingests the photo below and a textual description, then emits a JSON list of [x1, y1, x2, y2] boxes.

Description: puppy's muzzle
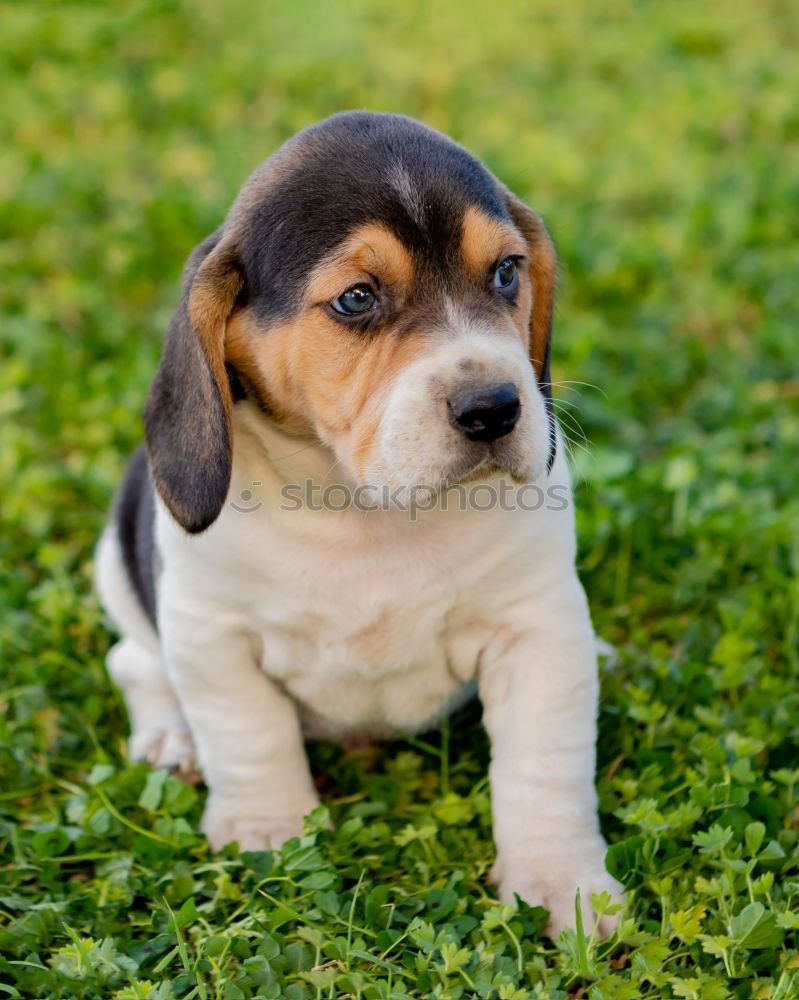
[[448, 382, 521, 443]]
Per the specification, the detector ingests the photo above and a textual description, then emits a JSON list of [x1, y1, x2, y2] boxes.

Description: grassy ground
[[2, 1, 799, 996]]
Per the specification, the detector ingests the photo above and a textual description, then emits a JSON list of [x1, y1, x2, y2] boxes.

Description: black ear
[[503, 190, 558, 471], [144, 230, 244, 533]]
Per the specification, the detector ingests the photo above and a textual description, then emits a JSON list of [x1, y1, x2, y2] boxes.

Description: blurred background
[[2, 2, 798, 991]]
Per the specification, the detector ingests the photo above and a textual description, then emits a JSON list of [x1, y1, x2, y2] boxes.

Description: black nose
[[448, 382, 521, 443]]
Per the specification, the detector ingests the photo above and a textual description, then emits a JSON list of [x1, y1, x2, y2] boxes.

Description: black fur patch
[[238, 112, 511, 323], [115, 445, 158, 628], [144, 229, 234, 535]]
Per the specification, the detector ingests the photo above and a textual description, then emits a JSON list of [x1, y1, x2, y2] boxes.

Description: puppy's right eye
[[332, 284, 377, 315]]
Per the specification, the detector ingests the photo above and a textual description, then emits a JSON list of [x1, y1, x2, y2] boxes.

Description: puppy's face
[[145, 113, 557, 531]]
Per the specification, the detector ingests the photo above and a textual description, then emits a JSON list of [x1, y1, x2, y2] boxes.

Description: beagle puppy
[[96, 111, 622, 935]]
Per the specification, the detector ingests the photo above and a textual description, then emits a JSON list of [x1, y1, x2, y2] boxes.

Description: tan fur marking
[[527, 230, 556, 382], [226, 223, 420, 472], [225, 302, 428, 475], [187, 242, 244, 428], [460, 205, 527, 280], [510, 277, 534, 352], [501, 193, 557, 384], [305, 223, 414, 304]]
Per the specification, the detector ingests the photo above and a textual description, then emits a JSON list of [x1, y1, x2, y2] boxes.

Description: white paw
[[494, 844, 624, 938], [129, 722, 199, 780], [201, 793, 316, 852]]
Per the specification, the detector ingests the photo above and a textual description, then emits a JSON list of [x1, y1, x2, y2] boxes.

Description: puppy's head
[[145, 112, 557, 532]]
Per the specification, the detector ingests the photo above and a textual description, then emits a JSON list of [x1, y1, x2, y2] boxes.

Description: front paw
[[201, 792, 318, 852], [494, 842, 624, 938], [130, 721, 199, 782]]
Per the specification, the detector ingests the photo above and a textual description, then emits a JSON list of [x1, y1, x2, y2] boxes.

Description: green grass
[[2, 1, 799, 996]]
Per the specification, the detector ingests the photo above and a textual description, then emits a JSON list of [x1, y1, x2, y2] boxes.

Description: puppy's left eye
[[494, 257, 518, 292], [332, 283, 377, 315]]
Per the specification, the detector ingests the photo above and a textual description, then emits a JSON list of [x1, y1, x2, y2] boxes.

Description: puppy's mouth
[[441, 440, 535, 489], [354, 440, 538, 512]]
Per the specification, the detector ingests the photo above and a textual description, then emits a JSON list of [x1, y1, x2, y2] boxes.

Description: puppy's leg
[[160, 615, 319, 852], [479, 578, 623, 937], [107, 638, 197, 775]]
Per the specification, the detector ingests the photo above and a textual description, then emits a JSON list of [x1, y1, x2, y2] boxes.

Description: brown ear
[[504, 191, 558, 471], [144, 230, 244, 533]]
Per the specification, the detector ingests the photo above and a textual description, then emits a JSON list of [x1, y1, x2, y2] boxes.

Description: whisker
[[554, 422, 589, 454], [319, 437, 375, 488], [271, 438, 327, 463], [549, 395, 583, 412], [552, 406, 591, 448], [546, 378, 607, 399]]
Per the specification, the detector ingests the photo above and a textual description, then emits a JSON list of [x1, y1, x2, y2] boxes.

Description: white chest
[[207, 510, 501, 737], [155, 418, 577, 740]]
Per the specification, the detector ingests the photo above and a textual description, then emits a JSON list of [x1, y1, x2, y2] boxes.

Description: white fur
[[363, 324, 550, 501], [96, 530, 196, 774], [97, 402, 622, 936], [387, 163, 427, 229]]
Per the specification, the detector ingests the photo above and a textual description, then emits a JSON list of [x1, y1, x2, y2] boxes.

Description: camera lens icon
[[230, 482, 263, 513]]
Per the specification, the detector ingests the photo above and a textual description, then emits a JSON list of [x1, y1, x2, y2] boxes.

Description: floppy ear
[[144, 230, 244, 533], [503, 191, 558, 471]]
